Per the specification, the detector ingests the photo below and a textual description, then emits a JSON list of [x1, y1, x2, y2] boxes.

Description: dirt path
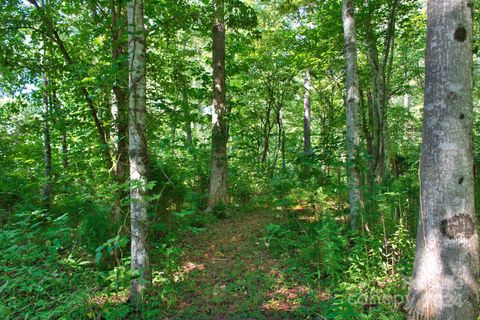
[[167, 210, 323, 320]]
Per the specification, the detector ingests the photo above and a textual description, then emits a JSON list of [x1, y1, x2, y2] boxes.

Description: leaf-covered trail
[[164, 209, 326, 320]]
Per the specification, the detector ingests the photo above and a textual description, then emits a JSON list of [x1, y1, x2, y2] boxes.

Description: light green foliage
[[1, 0, 475, 318]]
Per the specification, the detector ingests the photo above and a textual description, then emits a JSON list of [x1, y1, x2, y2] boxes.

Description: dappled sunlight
[[88, 291, 129, 307], [262, 285, 310, 312]]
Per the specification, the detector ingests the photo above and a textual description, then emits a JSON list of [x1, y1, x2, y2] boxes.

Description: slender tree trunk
[[42, 73, 52, 211], [364, 0, 398, 184], [270, 107, 283, 176], [342, 0, 363, 230], [303, 69, 312, 155], [207, 0, 228, 210], [62, 129, 68, 169], [52, 89, 68, 169], [111, 0, 129, 223], [27, 0, 112, 168], [127, 0, 151, 305], [261, 105, 272, 166], [281, 116, 286, 172], [185, 121, 193, 145], [406, 1, 479, 319], [183, 88, 193, 145]]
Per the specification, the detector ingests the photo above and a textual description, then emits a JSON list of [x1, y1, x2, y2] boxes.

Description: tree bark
[[207, 0, 228, 210], [342, 0, 363, 230], [406, 1, 479, 319], [303, 69, 312, 155], [127, 0, 151, 305]]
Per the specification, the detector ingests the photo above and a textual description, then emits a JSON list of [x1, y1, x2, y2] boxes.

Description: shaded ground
[[164, 209, 327, 320]]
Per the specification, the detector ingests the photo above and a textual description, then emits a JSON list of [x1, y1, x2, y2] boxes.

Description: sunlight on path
[[166, 210, 324, 320]]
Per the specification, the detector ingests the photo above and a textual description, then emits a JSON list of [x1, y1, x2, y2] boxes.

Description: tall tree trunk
[[364, 0, 398, 184], [207, 0, 228, 210], [127, 0, 151, 305], [42, 73, 52, 211], [342, 0, 363, 230], [111, 0, 129, 223], [303, 69, 312, 155], [406, 1, 479, 319]]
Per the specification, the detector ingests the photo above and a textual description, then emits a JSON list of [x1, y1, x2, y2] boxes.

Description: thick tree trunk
[[342, 0, 363, 230], [303, 70, 312, 155], [406, 1, 479, 319], [42, 73, 52, 211], [207, 0, 228, 210], [127, 0, 151, 305], [111, 0, 129, 223]]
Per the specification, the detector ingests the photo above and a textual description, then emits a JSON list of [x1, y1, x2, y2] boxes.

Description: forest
[[1, 0, 479, 319]]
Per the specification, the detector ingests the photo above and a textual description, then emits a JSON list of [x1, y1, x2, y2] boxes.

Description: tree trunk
[[62, 129, 68, 169], [406, 1, 479, 319], [42, 73, 52, 211], [51, 89, 68, 169], [183, 88, 193, 145], [111, 0, 129, 223], [127, 0, 151, 305], [303, 69, 312, 155], [281, 115, 286, 172], [364, 0, 398, 184], [207, 0, 228, 210], [27, 0, 112, 168], [342, 0, 363, 230], [261, 105, 272, 166], [270, 107, 283, 177]]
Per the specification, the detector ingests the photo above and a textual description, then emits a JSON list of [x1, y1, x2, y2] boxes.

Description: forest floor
[[162, 208, 328, 320]]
